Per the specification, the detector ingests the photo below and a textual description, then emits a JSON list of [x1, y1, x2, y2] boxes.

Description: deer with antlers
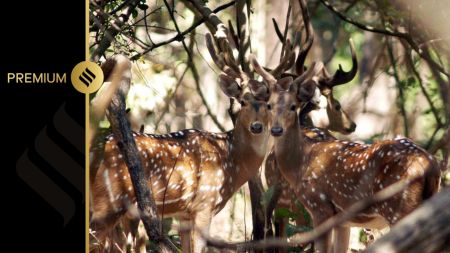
[[263, 0, 357, 243], [89, 23, 300, 252], [251, 56, 441, 252], [264, 43, 358, 246]]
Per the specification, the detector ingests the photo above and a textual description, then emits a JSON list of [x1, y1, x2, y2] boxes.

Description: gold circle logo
[[71, 61, 104, 94]]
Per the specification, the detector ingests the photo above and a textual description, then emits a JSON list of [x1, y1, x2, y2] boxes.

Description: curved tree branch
[[319, 0, 450, 77]]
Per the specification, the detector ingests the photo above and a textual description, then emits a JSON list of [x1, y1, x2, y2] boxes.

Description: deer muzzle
[[250, 122, 263, 134]]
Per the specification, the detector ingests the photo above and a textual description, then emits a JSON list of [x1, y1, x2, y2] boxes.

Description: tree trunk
[[363, 187, 450, 253], [105, 58, 177, 253]]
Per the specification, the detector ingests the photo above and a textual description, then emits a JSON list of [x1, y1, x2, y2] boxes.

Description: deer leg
[[310, 206, 334, 253], [314, 230, 333, 253], [274, 217, 288, 253], [332, 226, 350, 253], [280, 217, 288, 238], [191, 210, 212, 253], [90, 216, 120, 253], [135, 220, 147, 253], [180, 219, 192, 253]]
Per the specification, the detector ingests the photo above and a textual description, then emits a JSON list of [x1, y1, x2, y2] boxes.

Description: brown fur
[[268, 80, 441, 253]]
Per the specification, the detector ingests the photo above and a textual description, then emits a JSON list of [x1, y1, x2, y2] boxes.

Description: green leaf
[[274, 207, 297, 220], [407, 76, 416, 86], [138, 4, 149, 11], [359, 229, 368, 243], [295, 200, 312, 226], [132, 9, 138, 18]]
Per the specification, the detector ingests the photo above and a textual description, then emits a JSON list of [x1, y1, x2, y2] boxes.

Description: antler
[[270, 0, 313, 76], [205, 24, 242, 74], [293, 61, 324, 86], [250, 54, 277, 86], [251, 54, 322, 90], [295, 0, 314, 75], [319, 39, 358, 88], [271, 39, 296, 78]]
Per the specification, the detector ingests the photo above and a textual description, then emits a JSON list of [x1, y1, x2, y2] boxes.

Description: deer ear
[[297, 80, 317, 102], [218, 73, 241, 98], [249, 80, 269, 101], [275, 76, 293, 92]]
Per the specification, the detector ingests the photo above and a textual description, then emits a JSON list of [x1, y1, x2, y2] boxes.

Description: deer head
[[205, 23, 296, 146], [251, 53, 324, 136], [316, 39, 358, 134], [270, 0, 357, 134]]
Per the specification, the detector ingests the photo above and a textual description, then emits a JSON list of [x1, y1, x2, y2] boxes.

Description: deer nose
[[271, 126, 284, 136], [250, 122, 263, 134], [345, 122, 357, 133]]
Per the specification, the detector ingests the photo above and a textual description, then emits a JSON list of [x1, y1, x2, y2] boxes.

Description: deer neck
[[273, 121, 307, 185], [229, 120, 269, 188]]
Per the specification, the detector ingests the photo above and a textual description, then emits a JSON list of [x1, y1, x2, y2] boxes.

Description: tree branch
[[362, 187, 450, 253], [319, 0, 450, 77], [162, 0, 226, 132], [187, 33, 227, 132], [105, 57, 178, 253], [403, 42, 443, 130], [153, 66, 190, 131], [90, 0, 141, 61], [386, 38, 409, 137], [130, 1, 235, 61]]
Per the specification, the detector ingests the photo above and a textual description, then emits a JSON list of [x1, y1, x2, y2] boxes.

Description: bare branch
[[161, 0, 226, 132], [386, 38, 409, 137], [130, 1, 235, 61], [188, 34, 227, 131], [153, 66, 190, 131], [318, 0, 450, 77]]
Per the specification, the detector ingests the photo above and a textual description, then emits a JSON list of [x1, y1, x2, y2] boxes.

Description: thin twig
[[162, 0, 226, 132], [402, 41, 444, 149], [154, 66, 190, 131], [386, 38, 409, 137], [187, 34, 227, 132], [130, 1, 235, 60], [91, 0, 141, 61], [318, 0, 450, 77]]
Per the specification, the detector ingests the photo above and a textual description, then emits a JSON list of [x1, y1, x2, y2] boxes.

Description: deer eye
[[240, 100, 246, 106], [290, 105, 296, 111], [267, 104, 272, 110], [334, 104, 341, 110]]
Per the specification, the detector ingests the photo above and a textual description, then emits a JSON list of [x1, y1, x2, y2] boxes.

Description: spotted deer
[[89, 24, 297, 252], [263, 0, 357, 241], [252, 58, 441, 253], [265, 40, 357, 237]]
